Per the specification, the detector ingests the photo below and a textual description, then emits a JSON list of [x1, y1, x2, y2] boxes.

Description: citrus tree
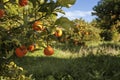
[[57, 18, 101, 46], [0, 0, 76, 59]]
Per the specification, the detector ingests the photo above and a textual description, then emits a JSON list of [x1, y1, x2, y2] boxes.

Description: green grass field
[[13, 42, 120, 80]]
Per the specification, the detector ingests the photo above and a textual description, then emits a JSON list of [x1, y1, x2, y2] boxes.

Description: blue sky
[[58, 0, 100, 22]]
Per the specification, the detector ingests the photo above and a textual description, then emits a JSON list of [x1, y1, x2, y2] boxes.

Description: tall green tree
[[92, 0, 120, 41]]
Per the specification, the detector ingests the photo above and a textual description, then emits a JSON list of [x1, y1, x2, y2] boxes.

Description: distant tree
[[92, 0, 120, 41]]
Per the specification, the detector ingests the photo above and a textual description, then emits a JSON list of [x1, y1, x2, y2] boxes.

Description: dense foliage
[[0, 0, 76, 59], [92, 0, 120, 41], [0, 0, 76, 79]]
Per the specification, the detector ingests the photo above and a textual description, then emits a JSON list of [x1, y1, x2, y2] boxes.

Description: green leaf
[[5, 50, 14, 59], [57, 0, 76, 8], [54, 8, 65, 14], [0, 3, 4, 9], [29, 0, 37, 7]]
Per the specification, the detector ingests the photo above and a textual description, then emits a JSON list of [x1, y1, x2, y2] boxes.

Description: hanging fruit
[[32, 21, 44, 31], [0, 9, 5, 18], [19, 0, 28, 7], [28, 44, 35, 52], [54, 28, 63, 37], [44, 46, 54, 56], [15, 46, 28, 57]]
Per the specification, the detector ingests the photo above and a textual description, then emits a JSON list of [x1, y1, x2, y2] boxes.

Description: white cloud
[[57, 10, 95, 22]]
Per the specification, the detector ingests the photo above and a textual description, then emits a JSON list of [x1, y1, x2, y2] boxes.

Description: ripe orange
[[19, 0, 28, 7], [32, 21, 43, 31], [85, 32, 89, 35], [0, 9, 5, 18], [44, 46, 54, 56], [54, 28, 62, 37], [15, 46, 27, 57], [28, 44, 35, 52]]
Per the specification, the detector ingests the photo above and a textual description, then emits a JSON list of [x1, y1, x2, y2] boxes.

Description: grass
[[13, 42, 120, 80]]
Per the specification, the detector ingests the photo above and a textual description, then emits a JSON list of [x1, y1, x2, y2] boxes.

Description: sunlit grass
[[14, 42, 120, 80], [26, 47, 82, 59]]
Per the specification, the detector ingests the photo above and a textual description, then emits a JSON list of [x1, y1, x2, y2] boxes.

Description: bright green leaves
[[5, 3, 19, 16], [57, 0, 76, 8]]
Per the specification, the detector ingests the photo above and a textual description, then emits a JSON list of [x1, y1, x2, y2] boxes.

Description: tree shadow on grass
[[53, 43, 82, 53], [13, 54, 120, 80]]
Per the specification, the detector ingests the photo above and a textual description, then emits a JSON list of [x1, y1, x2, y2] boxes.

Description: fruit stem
[[46, 28, 49, 46], [23, 7, 28, 26]]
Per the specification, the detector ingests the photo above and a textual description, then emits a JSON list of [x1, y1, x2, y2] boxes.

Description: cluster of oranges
[[0, 0, 62, 58], [15, 45, 54, 57], [0, 0, 28, 18], [32, 20, 63, 37], [15, 20, 62, 57]]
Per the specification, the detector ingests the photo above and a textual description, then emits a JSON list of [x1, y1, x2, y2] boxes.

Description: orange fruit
[[28, 44, 35, 52], [0, 9, 5, 18], [32, 21, 43, 31], [54, 28, 62, 37], [44, 46, 54, 56], [19, 0, 28, 7], [15, 46, 27, 57]]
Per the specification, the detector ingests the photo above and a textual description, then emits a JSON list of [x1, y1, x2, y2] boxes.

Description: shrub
[[0, 61, 34, 80]]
